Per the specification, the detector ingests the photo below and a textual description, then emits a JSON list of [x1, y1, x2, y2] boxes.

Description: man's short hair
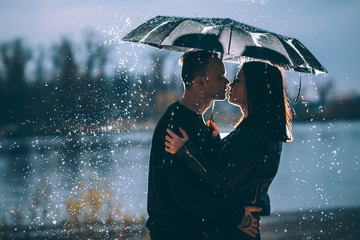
[[179, 50, 220, 89]]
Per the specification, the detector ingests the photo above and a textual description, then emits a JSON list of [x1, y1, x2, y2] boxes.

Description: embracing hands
[[166, 126, 261, 238], [165, 128, 189, 154], [238, 206, 262, 238], [165, 121, 219, 154]]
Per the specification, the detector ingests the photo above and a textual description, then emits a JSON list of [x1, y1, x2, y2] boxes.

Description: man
[[146, 50, 260, 240]]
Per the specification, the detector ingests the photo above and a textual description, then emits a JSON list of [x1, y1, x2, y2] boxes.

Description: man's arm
[[165, 154, 245, 226], [162, 123, 263, 228]]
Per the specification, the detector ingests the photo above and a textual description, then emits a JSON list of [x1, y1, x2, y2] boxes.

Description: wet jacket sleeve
[[175, 127, 267, 192]]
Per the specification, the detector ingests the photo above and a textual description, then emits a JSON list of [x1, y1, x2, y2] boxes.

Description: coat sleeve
[[220, 128, 267, 191], [175, 139, 224, 190], [175, 127, 267, 192], [161, 129, 245, 226]]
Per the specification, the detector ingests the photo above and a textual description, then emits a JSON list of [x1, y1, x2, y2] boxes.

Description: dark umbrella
[[122, 16, 327, 120], [122, 15, 327, 74]]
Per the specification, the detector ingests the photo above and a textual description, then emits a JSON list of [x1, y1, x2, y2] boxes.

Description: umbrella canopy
[[122, 16, 327, 74]]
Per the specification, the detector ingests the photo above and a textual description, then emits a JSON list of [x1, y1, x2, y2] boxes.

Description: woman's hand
[[237, 206, 262, 238], [165, 128, 189, 154], [206, 120, 219, 139]]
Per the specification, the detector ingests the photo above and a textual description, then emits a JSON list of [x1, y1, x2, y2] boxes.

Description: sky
[[1, 0, 359, 98]]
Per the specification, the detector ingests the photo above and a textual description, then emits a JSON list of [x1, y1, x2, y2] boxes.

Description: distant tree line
[[290, 79, 360, 122], [0, 35, 181, 136]]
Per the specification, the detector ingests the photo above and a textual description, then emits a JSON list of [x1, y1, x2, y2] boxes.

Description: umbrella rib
[[157, 20, 185, 47], [140, 21, 171, 43], [284, 38, 311, 71], [227, 25, 233, 55]]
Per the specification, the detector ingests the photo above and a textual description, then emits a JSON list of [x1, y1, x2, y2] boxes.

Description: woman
[[165, 61, 293, 239]]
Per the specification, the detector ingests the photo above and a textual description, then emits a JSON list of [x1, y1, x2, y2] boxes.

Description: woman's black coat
[[176, 116, 283, 215]]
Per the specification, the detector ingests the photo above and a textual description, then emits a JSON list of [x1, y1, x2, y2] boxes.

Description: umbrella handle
[[208, 101, 215, 137], [209, 101, 215, 122]]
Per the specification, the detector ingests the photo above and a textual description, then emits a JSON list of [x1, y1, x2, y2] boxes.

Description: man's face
[[203, 57, 229, 101]]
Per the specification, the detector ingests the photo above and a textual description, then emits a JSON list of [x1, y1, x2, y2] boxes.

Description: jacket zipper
[[184, 146, 207, 173]]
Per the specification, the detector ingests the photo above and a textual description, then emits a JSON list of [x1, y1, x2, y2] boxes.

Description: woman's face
[[228, 68, 247, 108]]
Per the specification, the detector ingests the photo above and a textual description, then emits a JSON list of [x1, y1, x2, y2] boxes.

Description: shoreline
[[261, 206, 359, 239], [1, 207, 359, 239], [2, 118, 360, 139]]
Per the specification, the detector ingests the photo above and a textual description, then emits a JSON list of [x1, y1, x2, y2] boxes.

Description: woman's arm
[[165, 127, 224, 190], [166, 127, 267, 192], [218, 128, 267, 191]]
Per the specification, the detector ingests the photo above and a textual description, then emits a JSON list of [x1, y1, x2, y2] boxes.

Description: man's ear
[[194, 76, 206, 89]]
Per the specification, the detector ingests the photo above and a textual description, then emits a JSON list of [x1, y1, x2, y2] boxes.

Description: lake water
[[1, 120, 359, 225]]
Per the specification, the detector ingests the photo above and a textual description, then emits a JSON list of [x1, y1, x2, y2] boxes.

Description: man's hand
[[237, 206, 262, 238], [165, 128, 189, 154], [206, 120, 219, 139]]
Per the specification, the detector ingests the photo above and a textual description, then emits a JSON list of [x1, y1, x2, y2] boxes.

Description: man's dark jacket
[[146, 101, 244, 240]]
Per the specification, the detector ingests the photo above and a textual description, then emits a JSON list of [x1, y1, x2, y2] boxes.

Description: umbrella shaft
[[210, 101, 215, 122]]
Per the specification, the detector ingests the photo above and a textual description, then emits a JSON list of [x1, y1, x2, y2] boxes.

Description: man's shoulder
[[159, 100, 190, 121], [153, 101, 182, 132], [164, 101, 181, 115]]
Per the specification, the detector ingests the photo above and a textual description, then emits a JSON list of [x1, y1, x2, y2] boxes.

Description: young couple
[[146, 49, 293, 240]]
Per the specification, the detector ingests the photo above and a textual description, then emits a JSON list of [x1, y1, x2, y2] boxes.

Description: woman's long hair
[[240, 61, 293, 142]]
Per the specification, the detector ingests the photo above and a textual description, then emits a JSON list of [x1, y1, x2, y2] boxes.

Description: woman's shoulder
[[229, 126, 267, 149], [234, 125, 264, 138]]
